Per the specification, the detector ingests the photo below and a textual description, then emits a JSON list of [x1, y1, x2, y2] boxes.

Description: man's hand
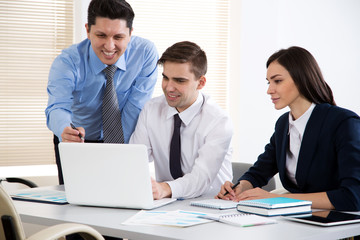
[[151, 178, 172, 200], [61, 126, 85, 142]]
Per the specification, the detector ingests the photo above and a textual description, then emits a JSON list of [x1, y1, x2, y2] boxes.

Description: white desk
[[13, 186, 360, 240]]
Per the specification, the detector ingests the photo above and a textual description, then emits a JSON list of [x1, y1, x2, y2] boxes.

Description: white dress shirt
[[130, 92, 233, 199], [286, 103, 316, 185]]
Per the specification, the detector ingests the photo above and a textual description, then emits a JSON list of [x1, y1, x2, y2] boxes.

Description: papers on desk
[[200, 211, 277, 227], [123, 209, 277, 228], [190, 198, 238, 209], [122, 210, 213, 227], [11, 189, 68, 205]]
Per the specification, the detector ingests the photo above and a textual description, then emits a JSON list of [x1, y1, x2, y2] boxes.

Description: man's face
[[86, 17, 132, 65], [162, 62, 206, 112]]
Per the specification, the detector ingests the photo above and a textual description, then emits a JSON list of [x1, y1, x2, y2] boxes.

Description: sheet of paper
[[122, 209, 213, 227]]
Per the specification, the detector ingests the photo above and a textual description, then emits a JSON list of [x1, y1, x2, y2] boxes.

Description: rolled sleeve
[[45, 50, 78, 139]]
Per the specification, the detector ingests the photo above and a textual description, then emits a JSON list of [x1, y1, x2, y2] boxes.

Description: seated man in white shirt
[[130, 41, 233, 199]]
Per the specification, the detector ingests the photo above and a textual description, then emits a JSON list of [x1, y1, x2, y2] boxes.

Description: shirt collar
[[166, 92, 204, 126], [288, 103, 316, 138], [89, 44, 127, 75]]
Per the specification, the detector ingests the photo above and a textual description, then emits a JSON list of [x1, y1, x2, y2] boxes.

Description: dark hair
[[158, 41, 207, 78], [87, 0, 134, 32], [267, 46, 336, 105]]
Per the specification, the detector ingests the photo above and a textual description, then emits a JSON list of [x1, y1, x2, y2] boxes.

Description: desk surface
[[13, 186, 360, 240]]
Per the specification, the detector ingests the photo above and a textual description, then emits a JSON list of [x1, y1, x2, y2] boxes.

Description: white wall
[[74, 0, 91, 42], [230, 0, 360, 163], [73, 0, 360, 165], [3, 0, 359, 180]]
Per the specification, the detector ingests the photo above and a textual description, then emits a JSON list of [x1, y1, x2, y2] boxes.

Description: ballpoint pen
[[223, 181, 240, 196], [70, 123, 84, 141]]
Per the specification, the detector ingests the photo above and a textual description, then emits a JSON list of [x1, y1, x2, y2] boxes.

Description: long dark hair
[[267, 46, 336, 105]]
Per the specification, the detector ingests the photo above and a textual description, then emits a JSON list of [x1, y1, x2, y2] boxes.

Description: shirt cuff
[[166, 180, 183, 199]]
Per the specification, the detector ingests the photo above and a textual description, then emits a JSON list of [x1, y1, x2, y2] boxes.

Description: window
[[0, 0, 74, 166], [0, 0, 229, 167], [127, 0, 230, 109]]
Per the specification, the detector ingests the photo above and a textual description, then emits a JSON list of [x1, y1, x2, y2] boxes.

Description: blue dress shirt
[[45, 36, 158, 142]]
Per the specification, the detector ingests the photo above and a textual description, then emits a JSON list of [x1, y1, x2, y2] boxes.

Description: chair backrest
[[0, 178, 38, 193], [0, 185, 26, 240], [232, 162, 276, 192], [1, 178, 38, 189]]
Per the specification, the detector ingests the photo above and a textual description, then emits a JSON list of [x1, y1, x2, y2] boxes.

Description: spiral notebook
[[199, 211, 277, 227], [190, 199, 238, 209]]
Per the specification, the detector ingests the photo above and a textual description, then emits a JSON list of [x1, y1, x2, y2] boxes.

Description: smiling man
[[130, 41, 233, 200], [45, 0, 158, 185]]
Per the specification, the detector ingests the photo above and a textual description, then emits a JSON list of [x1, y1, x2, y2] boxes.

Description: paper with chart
[[11, 189, 67, 204], [122, 209, 213, 227]]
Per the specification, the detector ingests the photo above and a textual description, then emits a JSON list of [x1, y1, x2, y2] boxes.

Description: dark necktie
[[102, 65, 124, 143], [170, 114, 183, 179]]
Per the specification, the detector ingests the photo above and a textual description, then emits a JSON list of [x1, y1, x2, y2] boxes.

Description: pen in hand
[[70, 123, 84, 141], [223, 181, 240, 196]]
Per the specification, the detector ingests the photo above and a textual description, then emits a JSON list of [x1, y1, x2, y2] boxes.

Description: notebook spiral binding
[[220, 213, 250, 218]]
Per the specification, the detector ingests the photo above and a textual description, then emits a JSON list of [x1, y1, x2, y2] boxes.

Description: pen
[[70, 123, 84, 141], [223, 181, 240, 196]]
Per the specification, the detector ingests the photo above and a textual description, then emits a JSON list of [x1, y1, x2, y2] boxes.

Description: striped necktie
[[102, 65, 124, 143]]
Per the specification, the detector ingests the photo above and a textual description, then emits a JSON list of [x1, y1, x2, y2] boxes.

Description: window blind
[[0, 0, 228, 167], [0, 0, 74, 166], [127, 0, 230, 109]]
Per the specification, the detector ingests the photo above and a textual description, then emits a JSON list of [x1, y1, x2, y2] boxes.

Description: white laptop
[[58, 142, 176, 209]]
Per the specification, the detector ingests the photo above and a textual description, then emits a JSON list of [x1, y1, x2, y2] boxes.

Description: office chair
[[0, 185, 105, 240], [0, 178, 38, 189], [232, 162, 276, 192]]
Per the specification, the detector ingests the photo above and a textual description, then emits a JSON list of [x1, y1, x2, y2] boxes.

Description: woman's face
[[266, 61, 304, 111]]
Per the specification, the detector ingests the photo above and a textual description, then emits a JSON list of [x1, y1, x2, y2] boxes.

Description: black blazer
[[241, 103, 360, 211]]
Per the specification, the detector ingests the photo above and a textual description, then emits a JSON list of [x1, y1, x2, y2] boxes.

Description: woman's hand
[[216, 181, 237, 200], [216, 180, 254, 201], [236, 187, 278, 201]]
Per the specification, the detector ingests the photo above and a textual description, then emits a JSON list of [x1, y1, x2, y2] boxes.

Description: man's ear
[[197, 75, 206, 90], [85, 23, 90, 39]]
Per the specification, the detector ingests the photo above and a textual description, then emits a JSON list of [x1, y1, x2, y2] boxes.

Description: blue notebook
[[236, 197, 312, 216]]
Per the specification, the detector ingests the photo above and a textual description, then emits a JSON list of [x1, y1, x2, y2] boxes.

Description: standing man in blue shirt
[[45, 0, 158, 184]]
